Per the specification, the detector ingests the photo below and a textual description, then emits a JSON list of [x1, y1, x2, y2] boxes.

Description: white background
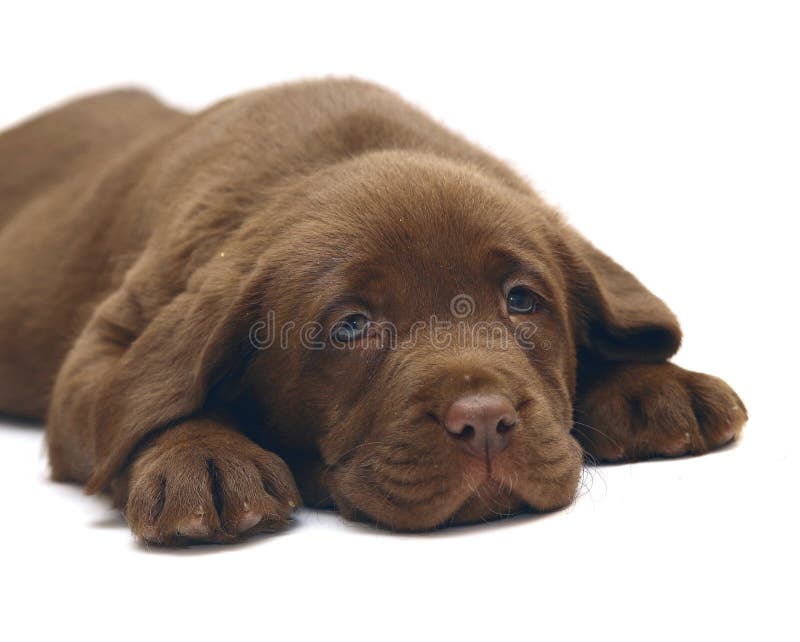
[[1, 1, 797, 640]]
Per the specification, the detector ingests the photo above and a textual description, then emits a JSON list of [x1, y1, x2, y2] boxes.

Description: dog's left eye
[[333, 313, 371, 341], [507, 286, 538, 314]]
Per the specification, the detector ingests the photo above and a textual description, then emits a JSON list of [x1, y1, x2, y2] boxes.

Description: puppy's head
[[240, 151, 681, 529], [87, 151, 681, 528]]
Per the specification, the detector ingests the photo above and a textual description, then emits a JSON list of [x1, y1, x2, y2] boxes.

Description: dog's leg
[[572, 362, 747, 462], [46, 319, 301, 544], [45, 270, 301, 544], [45, 295, 134, 485]]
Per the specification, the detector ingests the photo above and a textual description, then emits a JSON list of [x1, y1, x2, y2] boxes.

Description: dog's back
[[0, 90, 183, 223], [0, 90, 186, 418]]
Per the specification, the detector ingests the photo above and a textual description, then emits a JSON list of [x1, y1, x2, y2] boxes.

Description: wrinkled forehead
[[304, 158, 560, 318], [338, 238, 547, 320]]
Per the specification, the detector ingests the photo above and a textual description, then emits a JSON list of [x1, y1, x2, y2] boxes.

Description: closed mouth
[[447, 477, 528, 525]]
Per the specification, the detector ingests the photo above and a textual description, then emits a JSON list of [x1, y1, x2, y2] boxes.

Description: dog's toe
[[123, 426, 301, 546]]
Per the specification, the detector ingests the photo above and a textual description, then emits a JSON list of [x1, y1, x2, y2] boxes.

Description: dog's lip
[[447, 476, 529, 526], [330, 454, 529, 530], [339, 478, 527, 531], [329, 435, 542, 529], [464, 466, 521, 499]]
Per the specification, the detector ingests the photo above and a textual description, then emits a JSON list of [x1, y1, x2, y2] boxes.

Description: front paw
[[574, 363, 747, 462], [122, 421, 301, 546]]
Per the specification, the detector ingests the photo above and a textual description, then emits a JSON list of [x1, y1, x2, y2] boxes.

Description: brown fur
[[0, 79, 747, 544]]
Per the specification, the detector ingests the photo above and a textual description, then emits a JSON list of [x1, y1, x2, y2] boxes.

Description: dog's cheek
[[324, 468, 360, 521], [528, 434, 583, 511]]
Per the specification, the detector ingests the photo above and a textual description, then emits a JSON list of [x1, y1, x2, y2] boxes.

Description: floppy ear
[[562, 225, 682, 362], [83, 259, 267, 494]]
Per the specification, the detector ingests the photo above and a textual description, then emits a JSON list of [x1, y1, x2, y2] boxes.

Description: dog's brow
[[485, 248, 556, 303], [318, 293, 372, 322], [489, 248, 545, 279]]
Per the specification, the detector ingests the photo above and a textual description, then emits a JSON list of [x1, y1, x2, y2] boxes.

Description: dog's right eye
[[333, 314, 371, 342]]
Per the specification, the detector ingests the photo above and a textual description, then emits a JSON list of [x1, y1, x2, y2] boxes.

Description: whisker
[[570, 419, 624, 453]]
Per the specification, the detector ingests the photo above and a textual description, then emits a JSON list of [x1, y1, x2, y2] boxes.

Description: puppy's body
[[0, 82, 533, 417], [0, 80, 747, 543], [0, 91, 182, 416]]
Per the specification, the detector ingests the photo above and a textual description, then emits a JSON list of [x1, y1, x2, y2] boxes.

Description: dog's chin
[[330, 481, 525, 532], [329, 464, 579, 532], [445, 479, 530, 526]]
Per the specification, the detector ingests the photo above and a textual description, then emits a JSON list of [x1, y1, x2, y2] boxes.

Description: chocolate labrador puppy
[[0, 79, 746, 544]]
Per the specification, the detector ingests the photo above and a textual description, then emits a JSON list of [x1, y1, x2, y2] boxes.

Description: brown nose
[[443, 393, 517, 458]]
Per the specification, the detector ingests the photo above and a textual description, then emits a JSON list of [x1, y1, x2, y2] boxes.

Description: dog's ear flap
[[562, 225, 681, 362], [83, 261, 265, 494]]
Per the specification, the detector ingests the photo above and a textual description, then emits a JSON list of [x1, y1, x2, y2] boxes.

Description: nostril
[[453, 424, 475, 440], [497, 418, 515, 434]]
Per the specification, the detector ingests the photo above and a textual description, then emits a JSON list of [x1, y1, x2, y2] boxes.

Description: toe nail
[[238, 510, 262, 532], [177, 514, 210, 537], [661, 435, 690, 456], [142, 525, 161, 542]]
